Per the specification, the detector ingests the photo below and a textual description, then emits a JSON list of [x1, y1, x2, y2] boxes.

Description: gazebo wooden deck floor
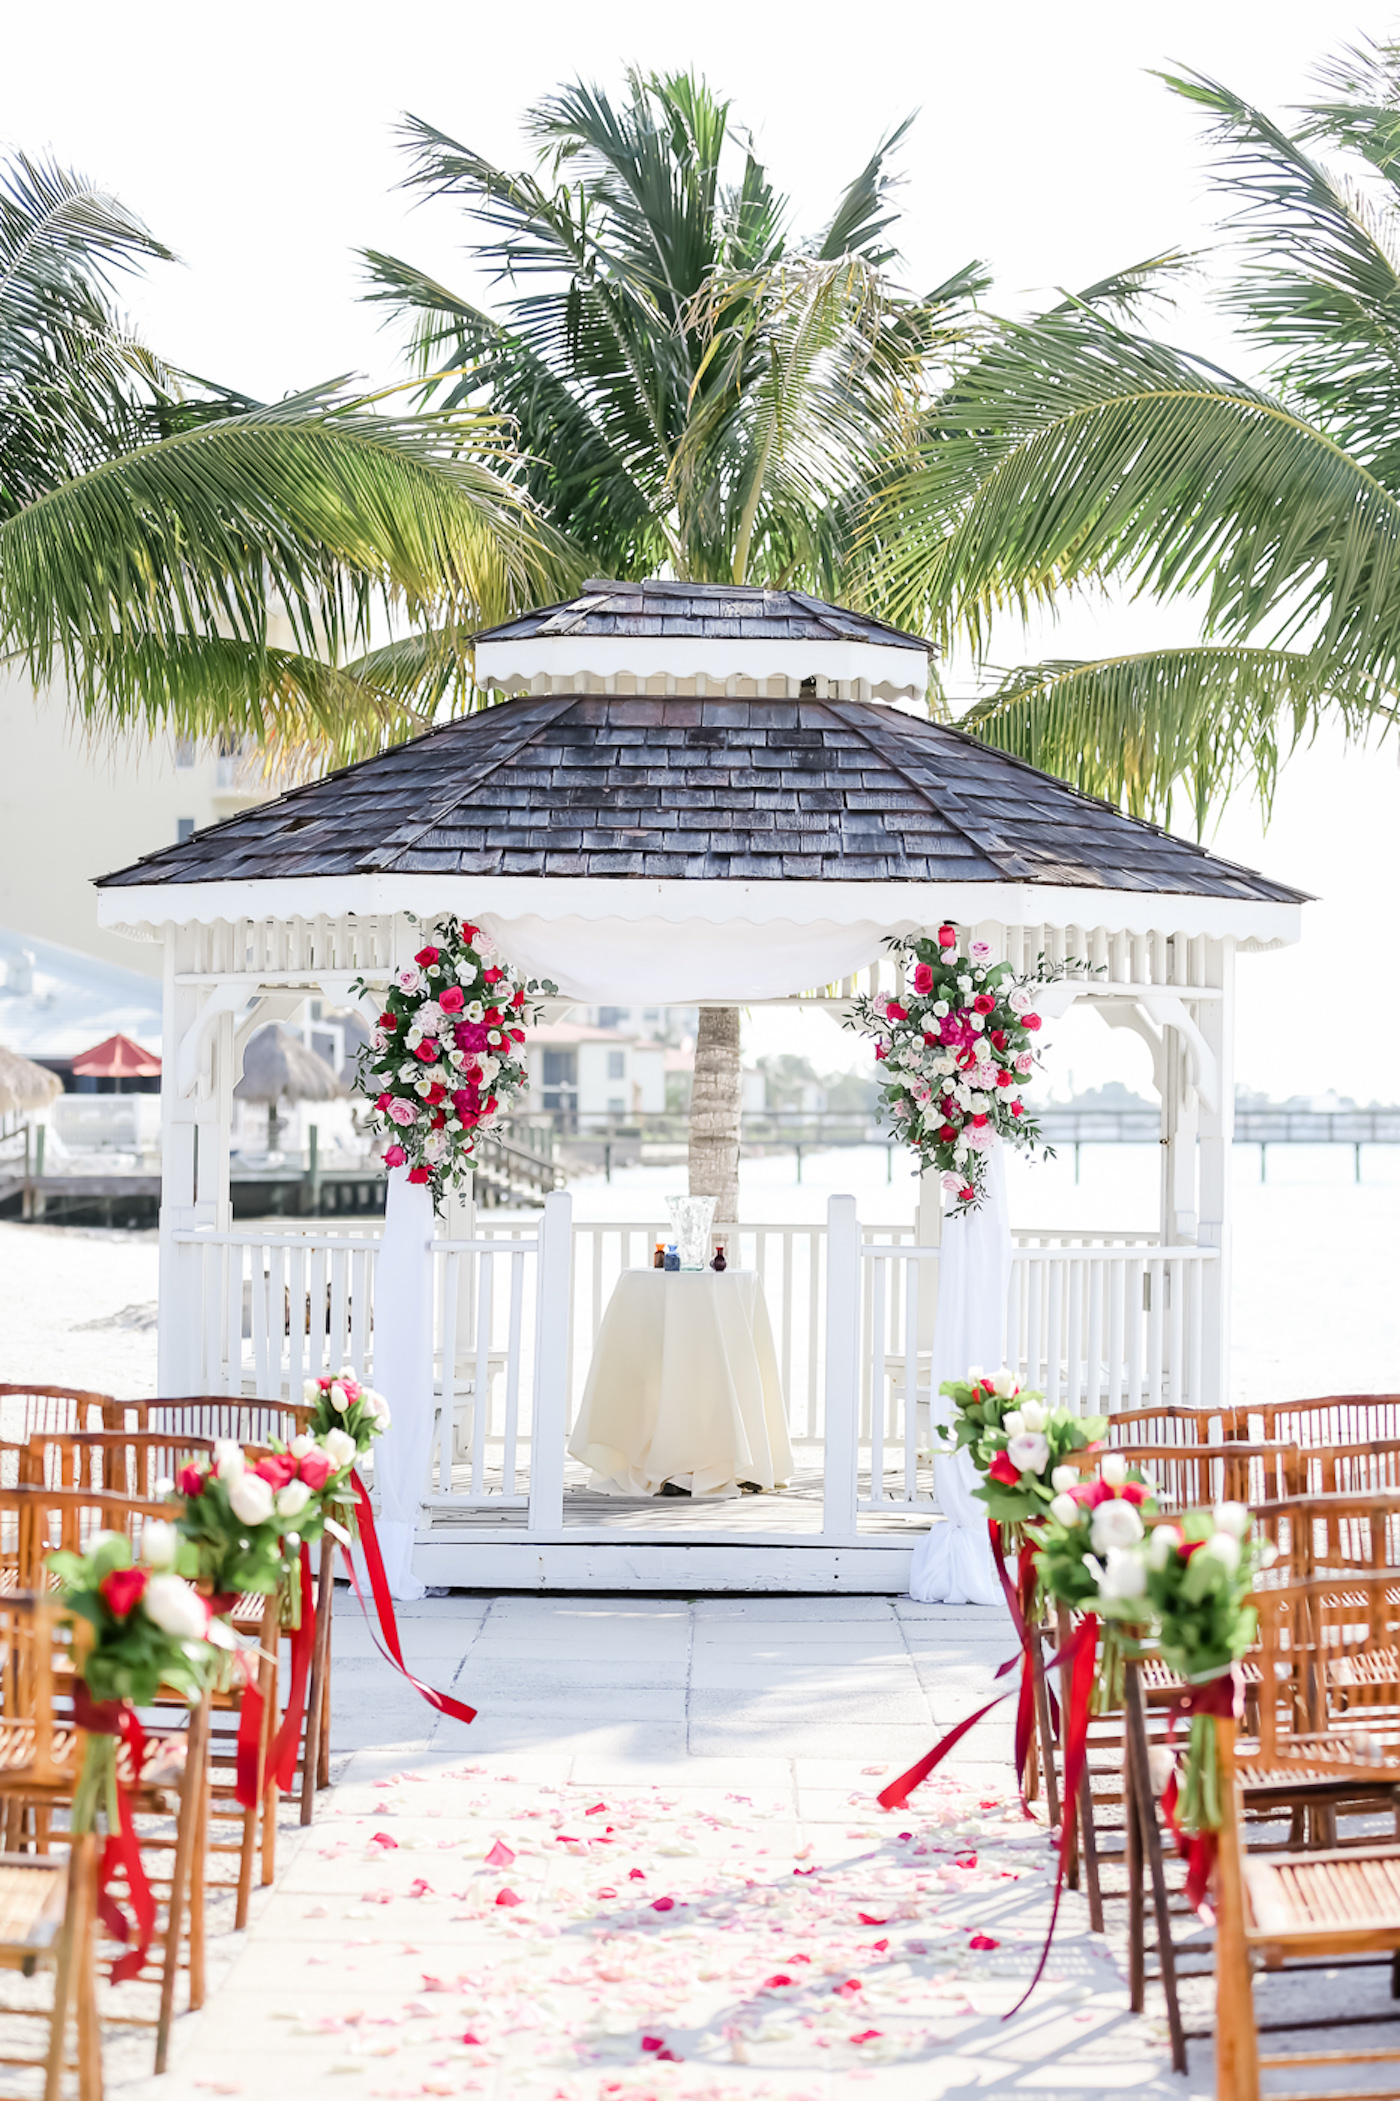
[[422, 1460, 935, 1538]]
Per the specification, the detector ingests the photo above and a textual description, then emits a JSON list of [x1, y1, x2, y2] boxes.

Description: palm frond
[[816, 115, 916, 267], [960, 644, 1392, 831]]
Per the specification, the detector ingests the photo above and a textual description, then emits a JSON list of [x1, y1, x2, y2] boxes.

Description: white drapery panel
[[907, 1144, 1012, 1608], [366, 1167, 436, 1601], [475, 911, 894, 1004]]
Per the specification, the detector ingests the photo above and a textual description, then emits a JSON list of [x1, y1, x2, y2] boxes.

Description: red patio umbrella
[[71, 1034, 162, 1080]]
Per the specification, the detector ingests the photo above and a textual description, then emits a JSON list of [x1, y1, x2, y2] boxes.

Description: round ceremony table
[[567, 1267, 794, 1499]]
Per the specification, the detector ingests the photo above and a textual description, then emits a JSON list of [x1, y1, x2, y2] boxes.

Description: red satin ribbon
[[1004, 1611, 1099, 2019], [988, 1522, 1044, 1801], [73, 1683, 157, 1985], [1160, 1665, 1243, 1916], [343, 1471, 477, 1726], [269, 1543, 317, 1795], [234, 1653, 265, 1812]]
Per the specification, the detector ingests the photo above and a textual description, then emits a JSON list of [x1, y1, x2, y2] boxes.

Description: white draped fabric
[[366, 1167, 436, 1600], [907, 1145, 1012, 1607], [475, 910, 896, 1004]]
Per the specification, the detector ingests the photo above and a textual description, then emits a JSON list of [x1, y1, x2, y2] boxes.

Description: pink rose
[[973, 994, 994, 1015], [438, 986, 465, 1013], [912, 963, 934, 994], [1023, 1014, 1041, 1032], [383, 1143, 407, 1166], [387, 1099, 418, 1127]]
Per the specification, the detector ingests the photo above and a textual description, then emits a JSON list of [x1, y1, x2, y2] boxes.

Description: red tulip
[[253, 1453, 298, 1490], [937, 925, 957, 947], [177, 1462, 206, 1498], [987, 1451, 1021, 1487]]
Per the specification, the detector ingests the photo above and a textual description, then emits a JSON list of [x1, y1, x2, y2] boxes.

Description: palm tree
[[1, 152, 572, 765], [872, 42, 1400, 831], [363, 69, 986, 1212]]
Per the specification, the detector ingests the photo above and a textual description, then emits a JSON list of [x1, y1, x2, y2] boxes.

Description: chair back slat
[[0, 1388, 110, 1444], [1109, 1406, 1222, 1448], [1253, 1491, 1400, 1578], [1067, 1441, 1299, 1507], [27, 1432, 217, 1501], [109, 1395, 310, 1443], [1221, 1395, 1400, 1447]]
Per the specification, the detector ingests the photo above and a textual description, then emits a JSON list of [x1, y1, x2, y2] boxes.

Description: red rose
[[424, 1082, 447, 1104], [912, 963, 934, 994], [971, 1113, 988, 1128], [1023, 1014, 1041, 1032], [253, 1453, 298, 1489], [414, 1041, 440, 1062], [509, 1027, 525, 1043], [376, 1092, 393, 1110], [460, 1111, 479, 1127], [177, 1462, 205, 1498], [414, 945, 440, 966], [298, 1452, 334, 1491], [937, 925, 957, 948], [484, 1095, 498, 1115], [438, 986, 465, 1014], [996, 1070, 1013, 1087], [885, 1001, 908, 1022], [383, 1143, 407, 1167], [483, 966, 503, 983], [461, 924, 479, 942], [990, 1030, 1006, 1050], [511, 988, 525, 1008], [100, 1567, 148, 1619], [1120, 1481, 1148, 1505], [430, 1110, 447, 1129], [973, 994, 994, 1015], [938, 1123, 957, 1141], [484, 1007, 503, 1026], [959, 1184, 975, 1202], [987, 1451, 1022, 1487], [378, 1012, 397, 1031], [408, 1166, 433, 1184], [875, 1045, 887, 1061], [1011, 1102, 1024, 1118]]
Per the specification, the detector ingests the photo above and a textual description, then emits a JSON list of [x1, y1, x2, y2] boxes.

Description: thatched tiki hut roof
[[233, 1025, 344, 1106], [0, 1045, 63, 1118]]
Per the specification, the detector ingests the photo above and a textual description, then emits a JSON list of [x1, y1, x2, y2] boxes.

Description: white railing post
[[528, 1189, 572, 1533], [822, 1195, 861, 1539]]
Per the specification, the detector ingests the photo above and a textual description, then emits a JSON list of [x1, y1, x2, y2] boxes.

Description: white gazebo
[[95, 580, 1305, 1592]]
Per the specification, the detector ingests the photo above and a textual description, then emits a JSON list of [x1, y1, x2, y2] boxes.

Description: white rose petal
[[1006, 1432, 1051, 1475], [1090, 1497, 1145, 1554], [1019, 1399, 1046, 1432], [1200, 1531, 1242, 1574], [1148, 1523, 1183, 1569], [276, 1481, 312, 1519], [1097, 1546, 1148, 1604], [213, 1440, 245, 1482], [143, 1575, 209, 1641], [1051, 1465, 1080, 1493], [140, 1520, 180, 1570], [1002, 1410, 1025, 1439], [1212, 1501, 1250, 1539], [1100, 1452, 1128, 1488], [1049, 1492, 1079, 1527], [991, 1368, 1019, 1399], [228, 1473, 275, 1527]]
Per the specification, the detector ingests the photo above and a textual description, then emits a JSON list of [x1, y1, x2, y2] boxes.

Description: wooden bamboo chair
[[0, 1393, 109, 1447], [1221, 1394, 1400, 1448], [104, 1398, 311, 1443], [1108, 1404, 1223, 1448], [1290, 1439, 1400, 1498], [1252, 1491, 1400, 1579], [0, 1843, 97, 2101]]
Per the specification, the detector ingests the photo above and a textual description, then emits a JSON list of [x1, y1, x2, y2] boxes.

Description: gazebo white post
[[1197, 938, 1236, 1413], [1159, 1025, 1201, 1247], [157, 919, 234, 1395]]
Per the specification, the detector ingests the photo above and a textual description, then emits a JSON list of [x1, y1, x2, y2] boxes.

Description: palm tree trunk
[[688, 1006, 741, 1223]]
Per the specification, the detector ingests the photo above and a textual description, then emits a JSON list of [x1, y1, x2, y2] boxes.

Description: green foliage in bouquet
[[173, 1443, 298, 1598], [47, 1529, 229, 1709], [1143, 1505, 1267, 1684], [937, 1369, 1106, 1528], [304, 1368, 389, 1459], [1034, 1457, 1159, 1616]]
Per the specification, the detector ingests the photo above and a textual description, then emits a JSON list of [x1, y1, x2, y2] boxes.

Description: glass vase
[[666, 1195, 717, 1272]]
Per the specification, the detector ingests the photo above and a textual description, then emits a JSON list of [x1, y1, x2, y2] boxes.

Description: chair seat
[[0, 1856, 67, 1955], [1246, 1843, 1400, 1942]]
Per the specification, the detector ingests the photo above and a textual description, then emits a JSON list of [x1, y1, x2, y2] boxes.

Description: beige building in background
[[0, 666, 277, 976]]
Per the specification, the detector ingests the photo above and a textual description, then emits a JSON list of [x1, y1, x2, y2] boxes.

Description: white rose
[[140, 1520, 180, 1570], [449, 1049, 466, 1068], [213, 1440, 245, 1482], [1006, 1431, 1051, 1476], [1100, 1452, 1128, 1488], [276, 1481, 312, 1519], [1147, 1745, 1177, 1797], [321, 1428, 357, 1470], [969, 1014, 984, 1033], [143, 1574, 209, 1641], [369, 1394, 392, 1430], [1090, 1497, 1144, 1554], [1002, 1409, 1025, 1439], [329, 1382, 350, 1414], [1051, 1465, 1079, 1493], [1148, 1523, 1183, 1569], [456, 961, 478, 987], [1212, 1501, 1250, 1539], [932, 1002, 950, 1018], [1018, 1399, 1046, 1432], [1049, 1492, 1079, 1527], [228, 1473, 275, 1526], [1008, 988, 1031, 1014], [1097, 1546, 1148, 1604], [1200, 1531, 1241, 1574]]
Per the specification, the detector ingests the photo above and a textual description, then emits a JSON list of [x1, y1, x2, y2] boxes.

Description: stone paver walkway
[[132, 1595, 1202, 2100]]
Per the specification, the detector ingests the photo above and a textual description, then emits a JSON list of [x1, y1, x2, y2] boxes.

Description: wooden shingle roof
[[473, 579, 932, 653], [98, 692, 1305, 905]]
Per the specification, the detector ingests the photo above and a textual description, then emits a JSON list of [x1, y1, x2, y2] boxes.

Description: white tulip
[[1049, 1492, 1080, 1527], [1200, 1531, 1241, 1574], [1096, 1546, 1148, 1604], [1051, 1466, 1080, 1493], [140, 1520, 179, 1570], [1006, 1432, 1051, 1476], [329, 1381, 350, 1414], [369, 1394, 392, 1430], [1100, 1453, 1128, 1488], [1002, 1409, 1026, 1439], [965, 1365, 984, 1386], [143, 1575, 209, 1641], [1019, 1399, 1046, 1433], [1212, 1502, 1250, 1540], [321, 1428, 357, 1470], [290, 1435, 315, 1458], [302, 1379, 321, 1404], [213, 1440, 245, 1482], [1148, 1523, 1183, 1569], [228, 1473, 274, 1526], [1090, 1497, 1144, 1554], [276, 1481, 312, 1519], [1147, 1746, 1177, 1797]]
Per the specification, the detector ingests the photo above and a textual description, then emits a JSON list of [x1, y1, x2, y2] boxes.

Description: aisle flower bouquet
[[173, 1442, 305, 1601], [353, 916, 555, 1205], [1035, 1455, 1160, 1710], [936, 1367, 1106, 1543], [304, 1367, 390, 1458], [849, 928, 1078, 1213]]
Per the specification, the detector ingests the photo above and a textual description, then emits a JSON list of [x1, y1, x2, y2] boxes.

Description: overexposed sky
[[4, 0, 1390, 1101]]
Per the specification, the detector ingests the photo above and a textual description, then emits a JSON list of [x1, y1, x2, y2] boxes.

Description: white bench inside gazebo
[[94, 582, 1304, 1591]]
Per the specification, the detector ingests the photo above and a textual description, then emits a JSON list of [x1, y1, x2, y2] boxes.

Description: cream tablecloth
[[568, 1268, 794, 1499]]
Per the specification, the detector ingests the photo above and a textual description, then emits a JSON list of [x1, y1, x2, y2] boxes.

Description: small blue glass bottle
[[663, 1243, 680, 1272]]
